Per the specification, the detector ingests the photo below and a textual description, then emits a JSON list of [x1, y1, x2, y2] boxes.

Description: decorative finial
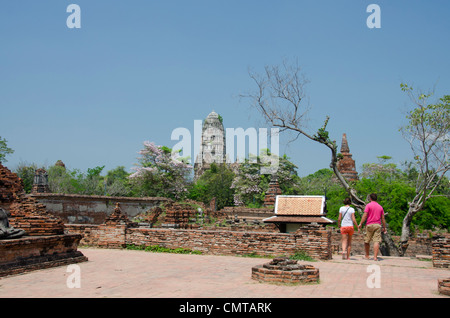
[[341, 133, 350, 153]]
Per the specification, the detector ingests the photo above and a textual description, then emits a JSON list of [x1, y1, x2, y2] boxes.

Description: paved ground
[[0, 247, 449, 299]]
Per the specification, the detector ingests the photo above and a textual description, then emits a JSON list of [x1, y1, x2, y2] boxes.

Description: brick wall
[[66, 223, 333, 260], [331, 229, 433, 257], [30, 193, 171, 224], [219, 206, 274, 220], [0, 234, 87, 277], [65, 224, 99, 246], [432, 234, 450, 268]]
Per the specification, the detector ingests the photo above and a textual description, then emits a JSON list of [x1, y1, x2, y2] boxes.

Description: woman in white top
[[338, 198, 358, 260]]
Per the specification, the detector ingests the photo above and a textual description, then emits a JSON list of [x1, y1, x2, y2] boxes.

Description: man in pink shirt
[[358, 193, 387, 261]]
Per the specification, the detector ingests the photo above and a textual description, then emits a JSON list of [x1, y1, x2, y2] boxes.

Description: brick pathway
[[0, 247, 448, 299]]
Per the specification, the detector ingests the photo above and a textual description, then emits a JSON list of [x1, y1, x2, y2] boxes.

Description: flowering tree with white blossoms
[[231, 155, 262, 206], [231, 150, 301, 207], [129, 141, 192, 199]]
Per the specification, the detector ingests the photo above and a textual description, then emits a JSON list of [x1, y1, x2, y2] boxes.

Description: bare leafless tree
[[241, 60, 366, 209], [242, 61, 449, 256], [398, 84, 449, 254]]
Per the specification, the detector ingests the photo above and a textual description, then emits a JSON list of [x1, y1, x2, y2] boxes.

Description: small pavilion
[[263, 195, 335, 233]]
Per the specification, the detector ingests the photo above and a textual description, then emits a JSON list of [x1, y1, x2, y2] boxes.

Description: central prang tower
[[194, 111, 226, 179]]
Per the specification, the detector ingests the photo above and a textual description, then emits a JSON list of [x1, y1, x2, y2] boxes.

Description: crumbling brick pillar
[[263, 176, 282, 207], [438, 278, 450, 296], [31, 168, 51, 194], [0, 163, 64, 236], [97, 203, 130, 249], [432, 234, 450, 268], [294, 223, 332, 260]]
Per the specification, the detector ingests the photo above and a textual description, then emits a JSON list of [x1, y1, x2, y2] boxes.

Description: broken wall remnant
[[0, 163, 87, 277], [0, 163, 64, 236], [31, 168, 50, 194], [29, 193, 171, 224], [432, 234, 450, 268], [251, 257, 319, 284], [66, 221, 333, 260], [336, 133, 358, 181], [263, 176, 282, 207]]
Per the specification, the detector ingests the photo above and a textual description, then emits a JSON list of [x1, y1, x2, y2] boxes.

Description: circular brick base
[[438, 278, 450, 296], [251, 258, 319, 284]]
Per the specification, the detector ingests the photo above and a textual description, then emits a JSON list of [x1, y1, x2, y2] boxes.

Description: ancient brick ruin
[[31, 168, 50, 194], [438, 278, 450, 296], [97, 203, 131, 249], [30, 192, 170, 224], [336, 133, 358, 181], [432, 234, 450, 268], [263, 176, 282, 207], [66, 220, 333, 260], [0, 163, 64, 236], [0, 163, 87, 277], [252, 257, 319, 284]]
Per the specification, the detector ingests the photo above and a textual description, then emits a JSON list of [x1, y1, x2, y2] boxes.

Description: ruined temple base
[[0, 234, 88, 277], [251, 258, 319, 285], [438, 278, 450, 296]]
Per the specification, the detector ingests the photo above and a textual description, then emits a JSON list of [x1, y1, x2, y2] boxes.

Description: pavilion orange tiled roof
[[263, 195, 335, 224]]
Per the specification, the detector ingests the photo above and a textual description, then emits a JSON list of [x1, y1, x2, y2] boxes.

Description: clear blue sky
[[1, 0, 449, 177]]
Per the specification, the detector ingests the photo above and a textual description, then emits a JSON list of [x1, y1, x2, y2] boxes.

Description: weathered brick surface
[[438, 278, 450, 296], [0, 163, 87, 277], [432, 234, 450, 268], [263, 178, 282, 207], [30, 193, 171, 224], [162, 203, 199, 228], [31, 168, 50, 193], [65, 224, 99, 246], [331, 229, 433, 257], [251, 258, 319, 284], [66, 222, 333, 260], [0, 163, 64, 236], [336, 133, 358, 181], [0, 234, 87, 277], [97, 203, 130, 248], [219, 206, 274, 221], [295, 224, 332, 260]]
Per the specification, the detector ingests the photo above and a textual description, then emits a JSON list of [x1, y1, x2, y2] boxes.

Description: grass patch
[[125, 244, 202, 255], [289, 250, 316, 262], [240, 252, 273, 258]]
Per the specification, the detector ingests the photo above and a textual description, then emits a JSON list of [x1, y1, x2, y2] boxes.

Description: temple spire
[[337, 133, 358, 181], [340, 133, 350, 153]]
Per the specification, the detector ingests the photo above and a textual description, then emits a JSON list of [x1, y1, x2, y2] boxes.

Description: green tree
[[297, 168, 347, 223], [0, 136, 14, 163], [48, 164, 74, 193], [398, 84, 449, 252], [47, 164, 106, 195], [105, 166, 132, 196], [244, 60, 448, 256], [189, 163, 235, 210], [14, 162, 39, 193], [82, 165, 105, 195], [355, 160, 415, 235]]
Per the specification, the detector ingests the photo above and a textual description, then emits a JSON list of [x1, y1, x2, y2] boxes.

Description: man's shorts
[[365, 224, 382, 243], [340, 226, 354, 236]]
